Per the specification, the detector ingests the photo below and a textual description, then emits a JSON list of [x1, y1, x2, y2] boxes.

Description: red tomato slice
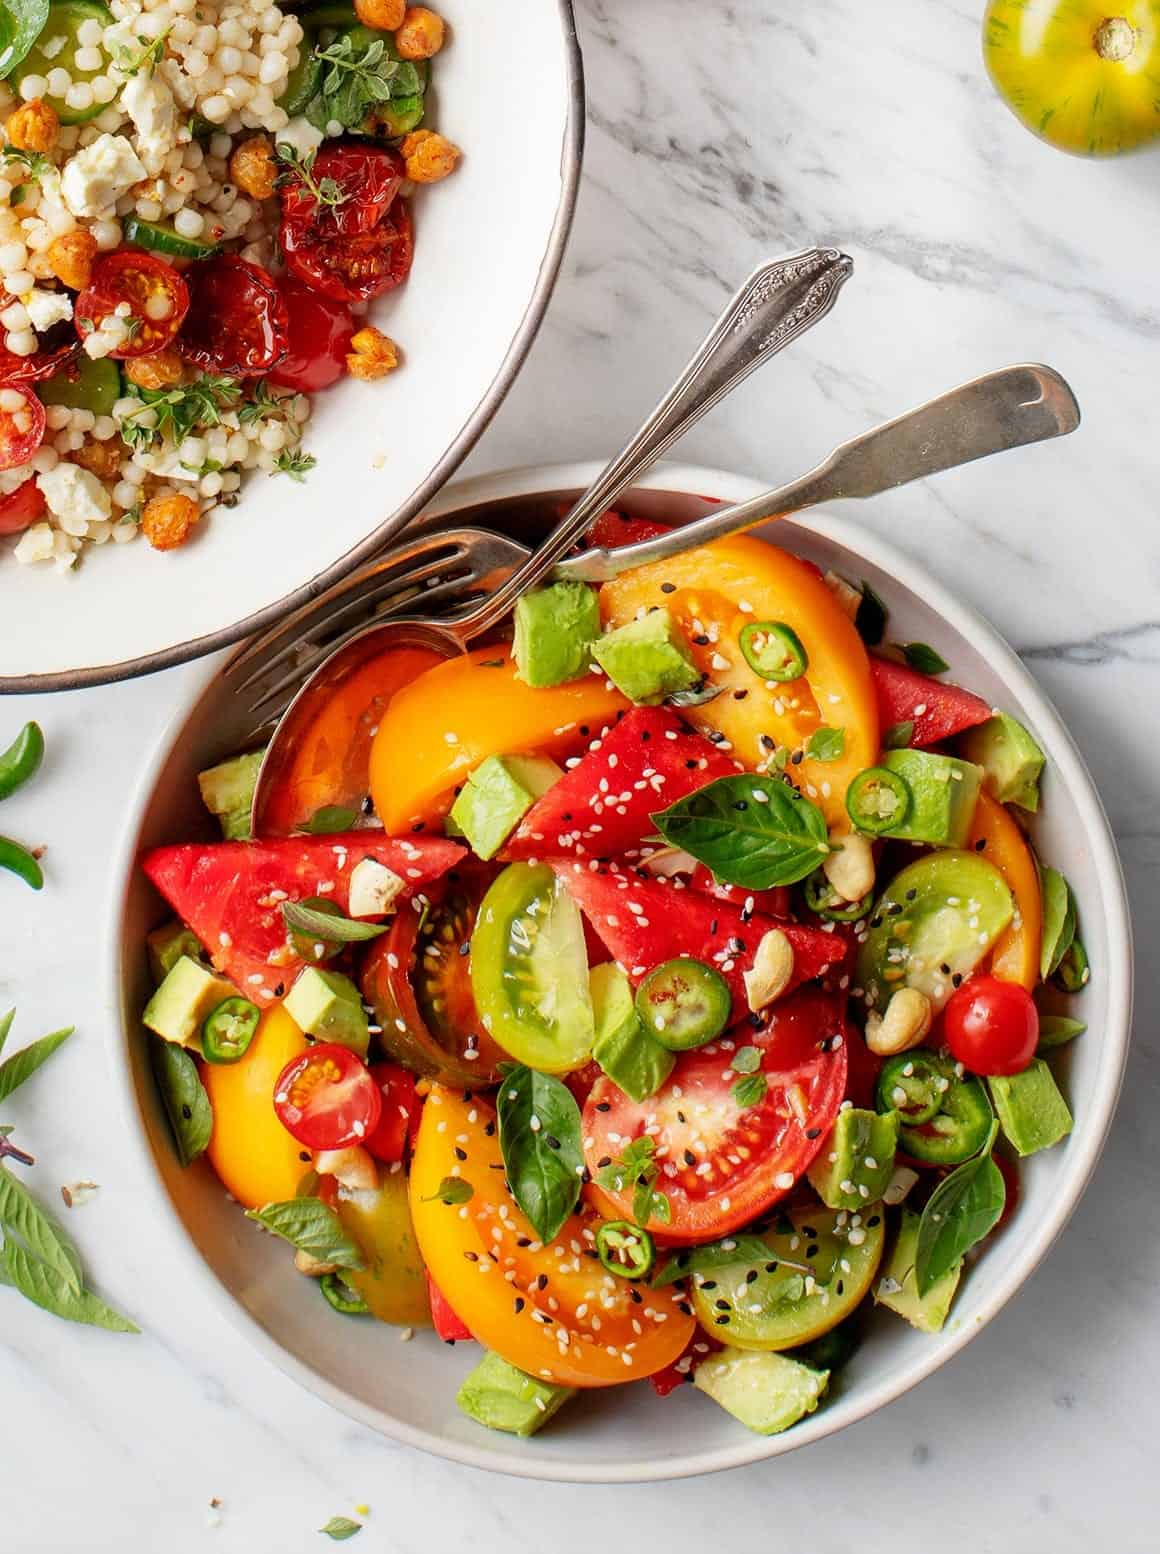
[[583, 987, 849, 1242], [870, 656, 991, 747], [650, 1331, 722, 1397], [584, 510, 673, 550], [281, 146, 413, 303], [268, 277, 354, 393], [687, 863, 790, 921], [363, 1061, 421, 1163], [0, 474, 45, 532], [177, 255, 289, 375], [0, 385, 46, 471], [425, 1272, 474, 1342], [75, 252, 190, 359], [0, 331, 79, 384], [273, 1042, 382, 1151], [142, 833, 465, 1000], [502, 706, 739, 863], [554, 862, 847, 1025]]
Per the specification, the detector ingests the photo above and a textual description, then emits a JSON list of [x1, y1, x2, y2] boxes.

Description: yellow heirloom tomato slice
[[409, 1086, 696, 1387], [968, 791, 1042, 990], [336, 1171, 432, 1327], [203, 1005, 310, 1211], [599, 537, 878, 828]]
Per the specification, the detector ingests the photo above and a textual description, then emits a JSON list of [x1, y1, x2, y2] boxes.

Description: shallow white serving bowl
[[1, 2, 583, 693], [110, 462, 1132, 1482]]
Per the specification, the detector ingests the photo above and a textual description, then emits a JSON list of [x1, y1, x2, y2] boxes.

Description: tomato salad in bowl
[[0, 0, 458, 569], [135, 511, 1092, 1443]]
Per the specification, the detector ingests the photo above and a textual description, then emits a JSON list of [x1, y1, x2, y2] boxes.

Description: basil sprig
[[282, 900, 389, 944], [303, 805, 360, 835], [594, 1137, 671, 1228], [898, 642, 950, 675], [246, 1198, 365, 1270], [805, 725, 845, 763], [151, 1037, 212, 1167], [652, 774, 830, 889], [1037, 1014, 1086, 1051], [422, 1176, 474, 1206], [652, 1233, 811, 1288], [320, 1517, 363, 1541], [882, 720, 914, 750], [1039, 866, 1077, 981], [0, 1023, 73, 1105], [496, 1065, 583, 1244], [914, 1122, 1005, 1295]]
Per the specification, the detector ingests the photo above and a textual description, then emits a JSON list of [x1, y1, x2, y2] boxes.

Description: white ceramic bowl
[[1, 2, 583, 693], [109, 462, 1132, 1482]]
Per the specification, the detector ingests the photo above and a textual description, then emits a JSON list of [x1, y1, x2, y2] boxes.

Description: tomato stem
[[0, 1135, 35, 1167], [1094, 17, 1137, 62]]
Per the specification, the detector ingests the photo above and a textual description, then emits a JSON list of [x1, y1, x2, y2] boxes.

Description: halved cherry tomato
[[368, 646, 629, 833], [426, 1272, 473, 1342], [0, 329, 79, 384], [280, 145, 412, 303], [177, 255, 289, 375], [75, 252, 190, 359], [0, 385, 45, 471], [363, 1061, 421, 1163], [967, 791, 1042, 989], [943, 974, 1038, 1076], [203, 1004, 311, 1210], [0, 475, 45, 532], [268, 277, 355, 393], [282, 143, 404, 239], [273, 1041, 382, 1151], [582, 987, 849, 1243], [599, 536, 879, 828], [410, 1086, 695, 1387]]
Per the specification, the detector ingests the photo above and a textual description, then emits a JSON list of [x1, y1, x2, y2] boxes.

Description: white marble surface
[[1, 1, 1156, 1547]]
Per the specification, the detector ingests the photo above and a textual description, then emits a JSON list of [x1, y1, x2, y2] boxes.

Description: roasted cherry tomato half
[[0, 475, 46, 533], [363, 1061, 421, 1163], [280, 142, 404, 239], [0, 385, 46, 471], [75, 252, 190, 359], [280, 145, 412, 303], [0, 326, 80, 385], [177, 255, 289, 375], [269, 277, 355, 393], [942, 974, 1039, 1077], [283, 200, 413, 305], [272, 1041, 382, 1151]]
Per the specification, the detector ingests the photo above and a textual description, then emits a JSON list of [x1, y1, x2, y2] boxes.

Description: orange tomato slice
[[968, 790, 1042, 989], [409, 1086, 695, 1387], [203, 1005, 309, 1210]]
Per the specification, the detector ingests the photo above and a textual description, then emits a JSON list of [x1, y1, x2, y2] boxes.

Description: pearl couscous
[[0, 0, 458, 568]]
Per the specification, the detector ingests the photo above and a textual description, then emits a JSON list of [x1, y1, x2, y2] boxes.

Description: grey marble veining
[[1, 1, 1155, 1548]]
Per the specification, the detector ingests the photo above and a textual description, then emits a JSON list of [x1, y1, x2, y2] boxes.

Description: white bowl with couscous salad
[[0, 0, 584, 690]]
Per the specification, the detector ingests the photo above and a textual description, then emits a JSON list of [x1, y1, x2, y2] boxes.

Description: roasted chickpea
[[124, 349, 185, 390], [46, 229, 97, 291], [346, 325, 399, 381], [72, 439, 123, 481], [229, 134, 278, 201], [401, 129, 460, 184], [395, 6, 445, 58], [354, 0, 405, 29], [141, 492, 200, 552], [6, 99, 59, 154]]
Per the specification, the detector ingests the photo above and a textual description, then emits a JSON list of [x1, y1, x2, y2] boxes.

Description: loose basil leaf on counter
[[0, 1024, 73, 1105], [319, 1517, 363, 1541], [0, 0, 50, 82], [914, 1125, 1005, 1296], [854, 580, 887, 645], [497, 1064, 583, 1244], [1039, 866, 1077, 981], [1, 1238, 139, 1332], [151, 1036, 213, 1167], [898, 641, 950, 675], [1037, 1015, 1086, 1051], [303, 805, 360, 835], [805, 725, 845, 763], [882, 720, 914, 750], [652, 1233, 811, 1288], [652, 775, 830, 890], [422, 1176, 474, 1206], [245, 1197, 365, 1271], [281, 900, 389, 944], [0, 1163, 82, 1291]]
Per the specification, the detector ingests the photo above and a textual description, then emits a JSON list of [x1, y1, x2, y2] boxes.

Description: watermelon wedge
[[871, 657, 991, 748]]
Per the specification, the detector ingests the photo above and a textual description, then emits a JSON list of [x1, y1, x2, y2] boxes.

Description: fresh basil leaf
[[855, 580, 887, 646], [497, 1065, 583, 1244], [731, 1045, 761, 1074], [151, 1037, 212, 1167], [1037, 1014, 1086, 1051], [0, 1164, 82, 1291], [882, 720, 914, 750], [652, 774, 830, 890], [1039, 866, 1076, 981], [0, 1025, 73, 1104], [898, 642, 950, 675], [805, 725, 845, 763], [914, 1134, 1005, 1296], [1, 1238, 139, 1331], [1053, 935, 1090, 993], [246, 1198, 364, 1270], [0, 0, 50, 81], [281, 901, 389, 944], [303, 806, 360, 835], [0, 1007, 13, 1056], [652, 1233, 810, 1288], [319, 1518, 362, 1541], [731, 1073, 768, 1109], [634, 1174, 670, 1227], [595, 1136, 656, 1196], [422, 1176, 474, 1206]]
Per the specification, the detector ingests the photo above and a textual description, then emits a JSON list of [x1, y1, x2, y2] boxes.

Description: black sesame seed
[[685, 758, 698, 770], [677, 1301, 693, 1316], [700, 1280, 717, 1290], [714, 1315, 731, 1325], [745, 1269, 758, 1284], [514, 1297, 525, 1313], [748, 1012, 763, 1029], [537, 1273, 549, 1290], [805, 1126, 821, 1139], [629, 1287, 643, 1304], [714, 1298, 730, 1310], [597, 1155, 612, 1169], [411, 821, 425, 833], [546, 1134, 561, 1150], [299, 1150, 311, 1163], [453, 1146, 467, 1161], [683, 1149, 696, 1166], [693, 634, 710, 646], [733, 689, 749, 701], [464, 1251, 479, 1261], [660, 582, 676, 594], [764, 1262, 779, 1274], [181, 1104, 192, 1120], [952, 972, 963, 987], [484, 1120, 496, 1137], [790, 750, 804, 765], [596, 1102, 611, 1112], [975, 837, 987, 851], [867, 1214, 881, 1228], [806, 1244, 819, 1259]]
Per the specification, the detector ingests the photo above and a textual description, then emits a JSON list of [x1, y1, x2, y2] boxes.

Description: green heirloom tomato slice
[[0, 0, 49, 80], [470, 862, 594, 1073], [17, 0, 112, 123], [635, 957, 731, 1051]]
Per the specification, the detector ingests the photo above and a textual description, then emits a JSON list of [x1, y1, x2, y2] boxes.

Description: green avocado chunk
[[146, 919, 207, 986], [449, 753, 563, 860], [513, 580, 601, 687], [283, 967, 370, 1056], [694, 1347, 829, 1435], [806, 1107, 898, 1211], [143, 955, 236, 1051], [197, 749, 264, 841], [591, 609, 700, 704], [878, 748, 983, 846], [988, 1059, 1073, 1156], [961, 712, 1045, 812], [456, 1351, 576, 1436], [875, 1208, 961, 1333], [37, 356, 121, 416], [589, 961, 675, 1101]]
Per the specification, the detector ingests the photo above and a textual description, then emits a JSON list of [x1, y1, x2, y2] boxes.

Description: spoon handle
[[458, 246, 853, 639], [561, 363, 1081, 583]]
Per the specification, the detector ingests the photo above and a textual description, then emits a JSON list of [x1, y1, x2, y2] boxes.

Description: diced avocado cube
[[988, 1059, 1073, 1156], [590, 962, 675, 1102], [147, 919, 207, 986], [807, 1107, 898, 1211], [961, 712, 1045, 812], [880, 748, 982, 847], [694, 1348, 829, 1436], [197, 750, 264, 840], [513, 580, 601, 688], [591, 609, 700, 704], [876, 1209, 961, 1333], [143, 955, 236, 1050], [449, 754, 563, 861], [456, 1351, 576, 1436], [283, 967, 370, 1056]]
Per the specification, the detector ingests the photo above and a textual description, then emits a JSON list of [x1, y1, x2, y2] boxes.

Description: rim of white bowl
[[106, 460, 1133, 1483]]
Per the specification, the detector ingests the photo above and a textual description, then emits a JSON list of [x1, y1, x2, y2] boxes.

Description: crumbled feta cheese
[[12, 520, 56, 565], [133, 442, 202, 483], [36, 463, 111, 534], [275, 115, 324, 161], [122, 72, 179, 176], [61, 133, 146, 219], [24, 288, 73, 333], [348, 857, 406, 919]]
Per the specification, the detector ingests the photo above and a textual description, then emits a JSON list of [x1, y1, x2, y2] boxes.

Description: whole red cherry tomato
[[177, 255, 289, 375], [0, 475, 46, 531], [280, 143, 413, 303], [75, 252, 189, 359], [0, 386, 46, 471], [269, 278, 354, 392], [942, 975, 1038, 1077], [272, 1042, 383, 1152], [363, 1062, 420, 1164]]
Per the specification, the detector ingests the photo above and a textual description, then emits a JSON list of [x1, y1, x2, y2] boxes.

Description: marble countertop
[[2, 1, 1155, 1548]]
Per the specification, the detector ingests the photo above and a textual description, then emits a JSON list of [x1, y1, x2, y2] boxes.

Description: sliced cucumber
[[38, 354, 121, 414], [17, 0, 111, 123], [375, 94, 424, 137], [0, 0, 50, 82], [122, 215, 220, 261]]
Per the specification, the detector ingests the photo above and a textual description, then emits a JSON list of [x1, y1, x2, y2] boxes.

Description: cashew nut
[[295, 1249, 340, 1277], [743, 928, 795, 1013], [314, 1144, 378, 1193], [864, 987, 933, 1056], [822, 831, 875, 904]]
